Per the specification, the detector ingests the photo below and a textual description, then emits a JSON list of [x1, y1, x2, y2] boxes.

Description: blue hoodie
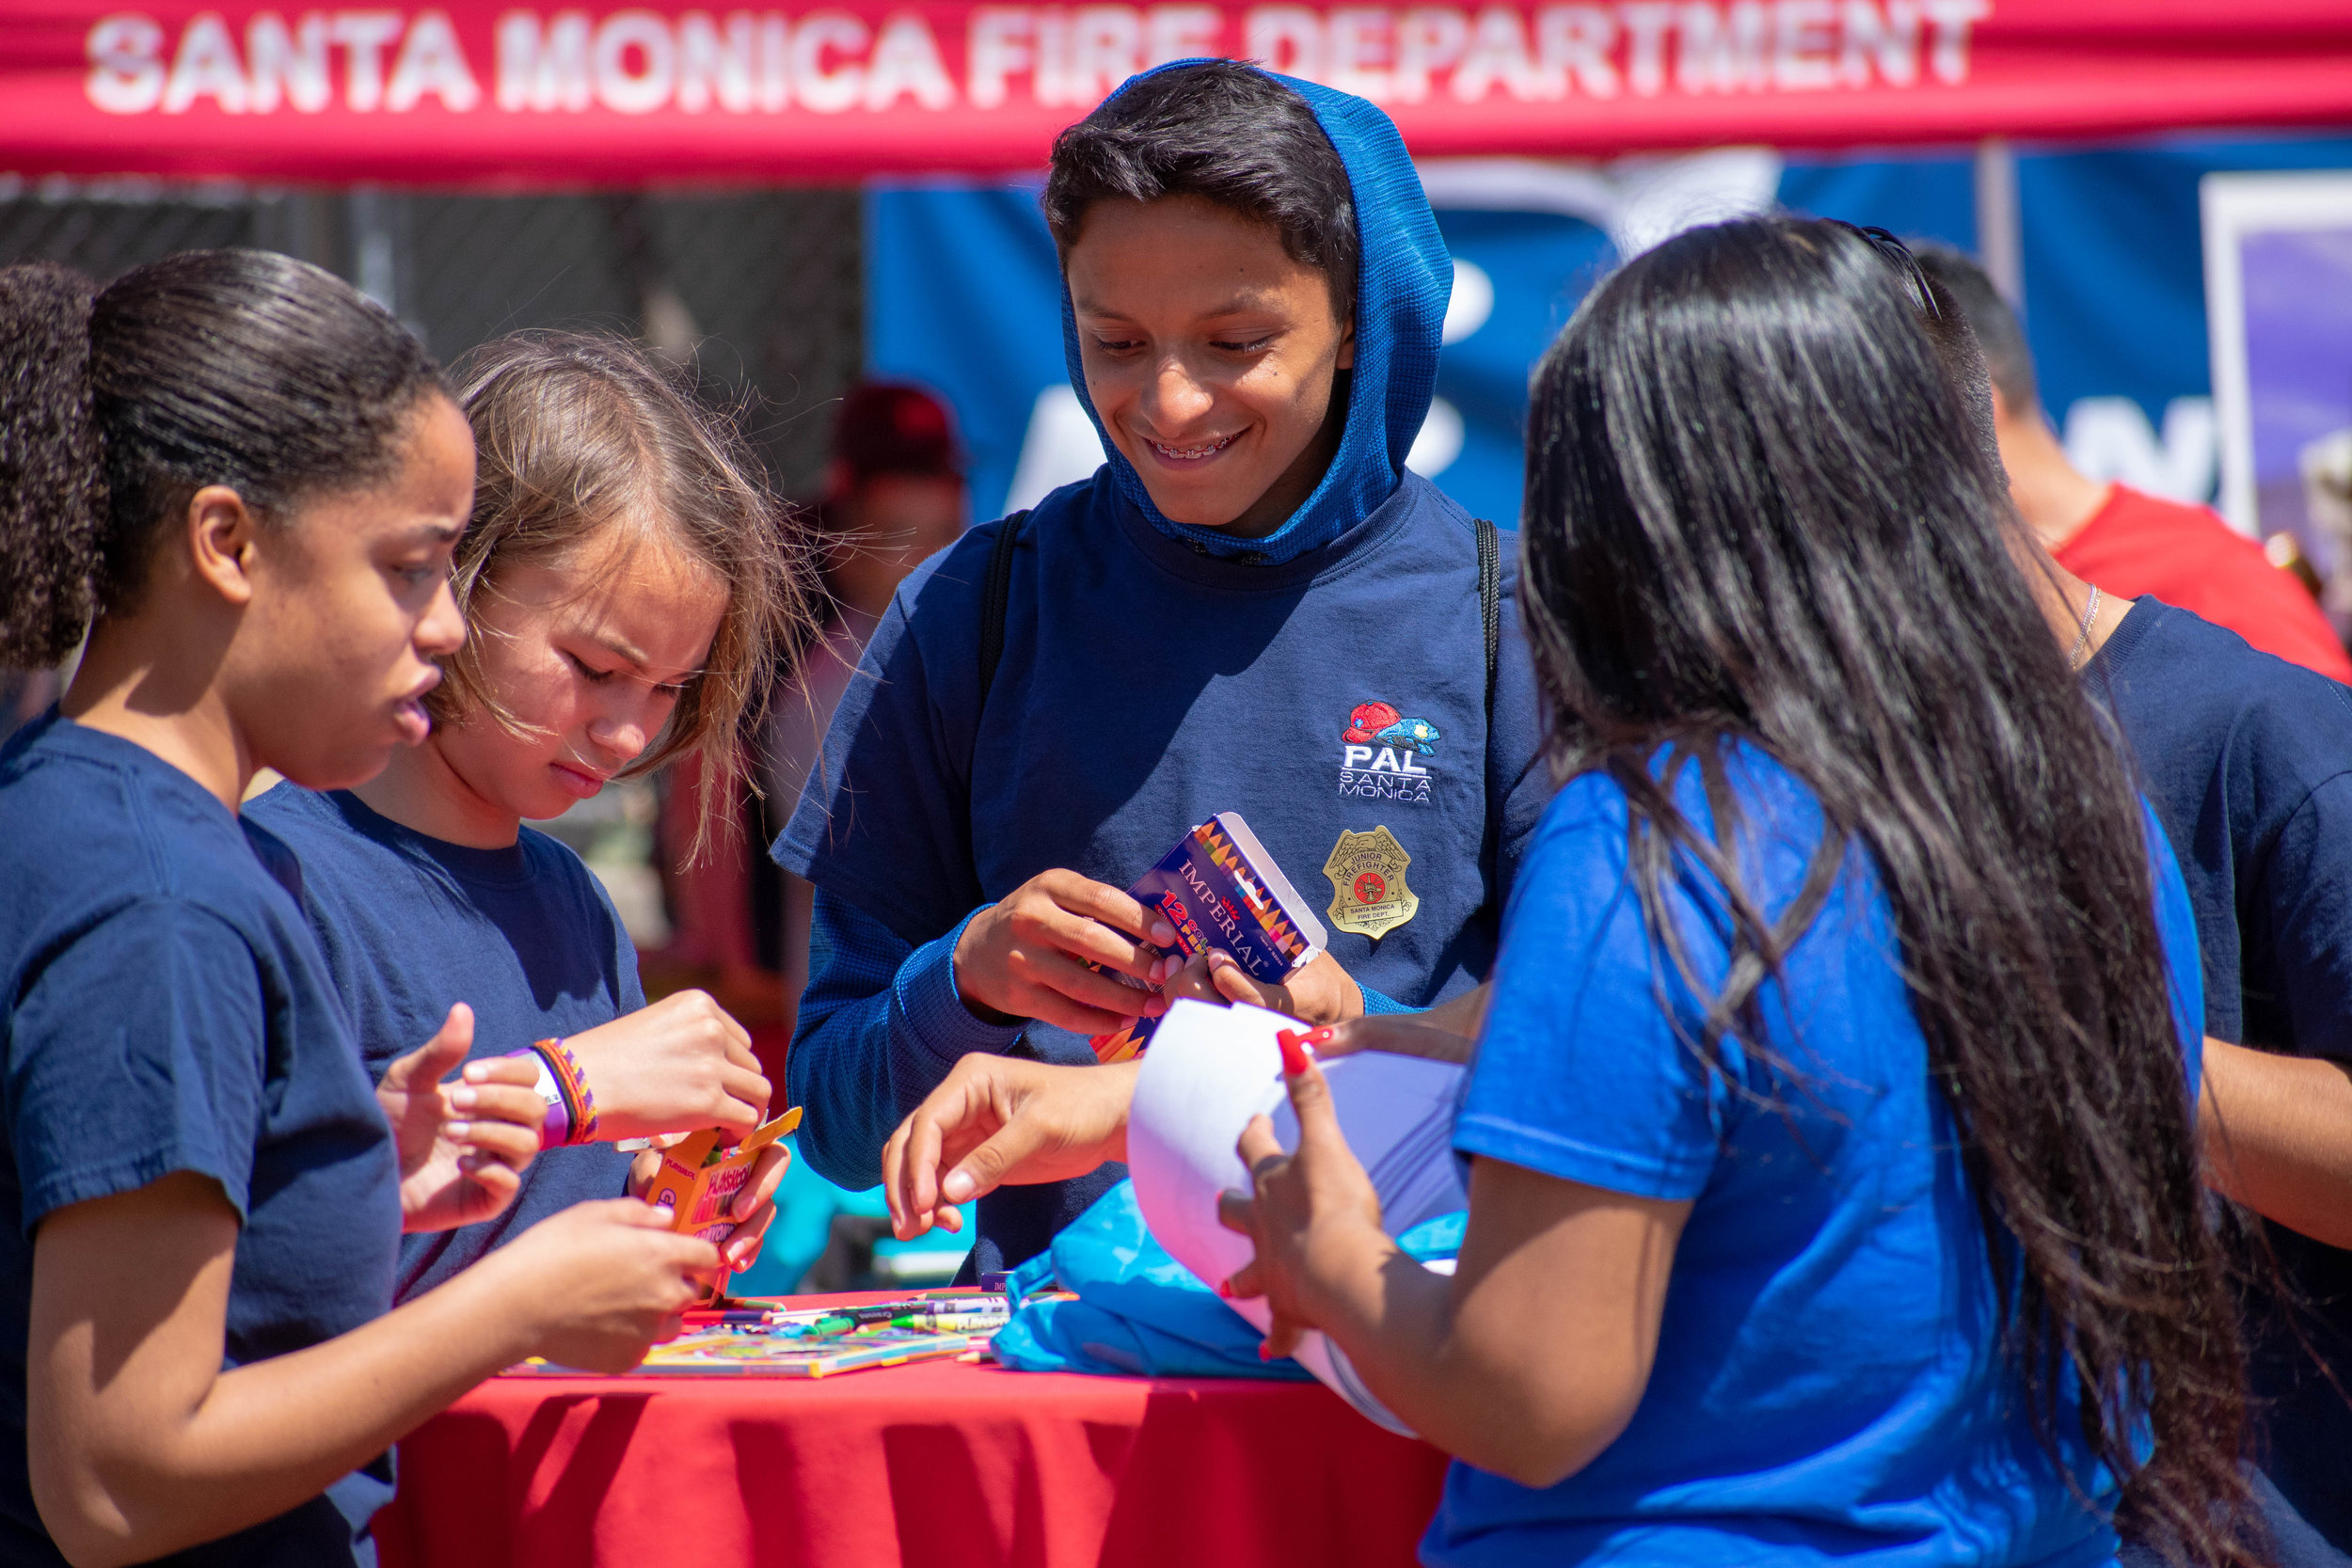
[[1076, 64, 1449, 566], [774, 66, 1551, 1275]]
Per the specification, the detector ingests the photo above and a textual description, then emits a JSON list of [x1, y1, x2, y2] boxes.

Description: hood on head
[[1057, 62, 1452, 566]]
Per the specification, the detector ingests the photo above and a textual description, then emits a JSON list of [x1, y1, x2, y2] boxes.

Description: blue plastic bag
[[1397, 1209, 1465, 1262], [992, 1180, 1312, 1381]]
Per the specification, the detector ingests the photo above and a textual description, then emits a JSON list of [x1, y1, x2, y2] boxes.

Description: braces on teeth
[[1153, 432, 1238, 460]]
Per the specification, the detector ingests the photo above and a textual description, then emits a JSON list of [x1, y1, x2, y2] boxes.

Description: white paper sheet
[[1126, 999, 1469, 1434]]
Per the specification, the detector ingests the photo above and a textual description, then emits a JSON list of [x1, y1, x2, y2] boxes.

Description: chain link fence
[[0, 178, 865, 949], [0, 178, 864, 499]]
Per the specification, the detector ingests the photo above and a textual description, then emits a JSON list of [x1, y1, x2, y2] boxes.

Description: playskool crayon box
[[1089, 814, 1328, 1065], [642, 1106, 802, 1245]]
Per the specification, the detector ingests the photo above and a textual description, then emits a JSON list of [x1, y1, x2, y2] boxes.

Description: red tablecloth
[[376, 1294, 1450, 1568]]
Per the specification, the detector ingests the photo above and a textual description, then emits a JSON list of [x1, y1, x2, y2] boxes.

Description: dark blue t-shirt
[[245, 784, 638, 1301], [1433, 745, 2203, 1568], [2090, 598, 2352, 1549], [0, 715, 402, 1567], [777, 469, 1551, 1271]]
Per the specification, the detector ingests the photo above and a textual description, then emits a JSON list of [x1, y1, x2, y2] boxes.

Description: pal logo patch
[[1339, 700, 1438, 804]]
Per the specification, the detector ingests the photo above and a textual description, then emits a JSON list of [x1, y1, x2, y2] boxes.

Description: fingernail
[[1216, 1277, 1232, 1298], [458, 1152, 481, 1172], [943, 1171, 974, 1203], [1152, 922, 1175, 944], [1258, 1341, 1275, 1362], [445, 1119, 471, 1139], [1276, 1030, 1311, 1077], [450, 1086, 478, 1110], [462, 1062, 491, 1082], [1304, 1027, 1336, 1047]]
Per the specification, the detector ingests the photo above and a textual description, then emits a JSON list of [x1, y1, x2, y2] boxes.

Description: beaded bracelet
[[532, 1036, 599, 1145]]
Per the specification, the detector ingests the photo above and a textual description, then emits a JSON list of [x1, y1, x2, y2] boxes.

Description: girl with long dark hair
[[0, 254, 718, 1567], [1216, 218, 2251, 1568]]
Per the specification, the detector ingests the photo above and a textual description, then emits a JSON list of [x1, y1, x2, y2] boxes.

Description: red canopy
[[7, 0, 2351, 184]]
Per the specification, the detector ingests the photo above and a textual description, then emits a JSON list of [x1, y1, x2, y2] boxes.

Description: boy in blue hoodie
[[774, 60, 1550, 1275]]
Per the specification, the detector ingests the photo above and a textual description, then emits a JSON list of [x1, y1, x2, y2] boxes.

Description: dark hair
[[1912, 244, 2038, 414], [442, 331, 817, 853], [0, 249, 446, 668], [1041, 60, 1357, 318], [1520, 217, 2251, 1567]]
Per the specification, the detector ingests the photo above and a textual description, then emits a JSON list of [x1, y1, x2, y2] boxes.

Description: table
[[375, 1294, 1452, 1568]]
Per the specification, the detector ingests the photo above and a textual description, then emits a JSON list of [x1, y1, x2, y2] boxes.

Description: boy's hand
[[882, 1055, 1142, 1239], [954, 869, 1178, 1035], [563, 990, 771, 1144], [1164, 949, 1365, 1026]]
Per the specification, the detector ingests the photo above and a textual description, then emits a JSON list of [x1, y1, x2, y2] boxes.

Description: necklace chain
[[2067, 584, 2103, 672]]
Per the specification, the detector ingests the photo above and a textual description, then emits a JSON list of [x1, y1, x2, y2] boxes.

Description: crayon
[[885, 1312, 1009, 1332]]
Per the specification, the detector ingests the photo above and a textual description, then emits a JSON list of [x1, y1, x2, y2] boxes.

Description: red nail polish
[[1216, 1278, 1232, 1298], [1276, 1029, 1311, 1076], [1258, 1341, 1275, 1362], [1305, 1027, 1336, 1047]]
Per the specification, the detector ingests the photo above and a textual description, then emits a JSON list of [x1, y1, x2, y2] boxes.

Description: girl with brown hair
[[0, 254, 715, 1567], [246, 328, 818, 1302]]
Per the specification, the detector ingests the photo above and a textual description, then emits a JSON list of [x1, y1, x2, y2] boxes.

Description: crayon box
[[1089, 813, 1327, 1065], [643, 1106, 802, 1244]]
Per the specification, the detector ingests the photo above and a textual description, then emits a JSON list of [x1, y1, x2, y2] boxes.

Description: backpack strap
[[1475, 516, 1502, 725], [977, 510, 1030, 708]]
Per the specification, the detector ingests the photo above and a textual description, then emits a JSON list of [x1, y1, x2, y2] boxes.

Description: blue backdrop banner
[[867, 131, 2352, 532]]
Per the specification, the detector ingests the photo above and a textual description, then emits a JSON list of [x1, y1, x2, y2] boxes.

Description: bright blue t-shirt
[[0, 715, 403, 1567], [245, 784, 638, 1301], [1430, 745, 2203, 1568]]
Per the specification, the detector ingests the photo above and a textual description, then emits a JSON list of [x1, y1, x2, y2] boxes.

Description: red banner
[[3, 0, 2350, 184]]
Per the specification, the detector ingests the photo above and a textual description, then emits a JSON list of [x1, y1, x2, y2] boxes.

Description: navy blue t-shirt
[[2090, 598, 2352, 1548], [1433, 746, 2203, 1568], [245, 784, 638, 1301], [0, 715, 402, 1567]]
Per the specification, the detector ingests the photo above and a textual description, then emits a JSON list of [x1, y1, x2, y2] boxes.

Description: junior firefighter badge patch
[[1323, 826, 1419, 941]]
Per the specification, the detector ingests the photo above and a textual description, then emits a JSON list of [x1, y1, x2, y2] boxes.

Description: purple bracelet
[[502, 1048, 571, 1151]]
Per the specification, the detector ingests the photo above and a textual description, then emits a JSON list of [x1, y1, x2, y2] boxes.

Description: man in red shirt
[[1916, 248, 2352, 684]]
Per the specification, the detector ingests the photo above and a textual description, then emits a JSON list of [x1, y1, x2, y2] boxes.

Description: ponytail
[[0, 264, 103, 667], [0, 249, 446, 671]]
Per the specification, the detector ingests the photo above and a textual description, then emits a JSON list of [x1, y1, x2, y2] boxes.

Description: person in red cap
[[763, 382, 969, 1035], [660, 382, 967, 1030]]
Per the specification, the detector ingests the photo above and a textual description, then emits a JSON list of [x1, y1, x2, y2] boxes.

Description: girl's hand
[[625, 1144, 792, 1273], [1216, 1035, 1389, 1360], [715, 1144, 790, 1272], [1270, 981, 1490, 1064], [1309, 1016, 1477, 1065], [500, 1198, 720, 1373], [953, 870, 1177, 1035], [563, 990, 771, 1143], [378, 1004, 546, 1233]]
